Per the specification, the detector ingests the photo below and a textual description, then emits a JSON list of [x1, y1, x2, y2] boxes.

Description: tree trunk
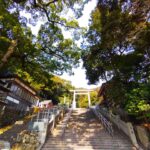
[[0, 39, 18, 69]]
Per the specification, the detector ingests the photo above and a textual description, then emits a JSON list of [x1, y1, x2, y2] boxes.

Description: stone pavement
[[42, 108, 134, 150]]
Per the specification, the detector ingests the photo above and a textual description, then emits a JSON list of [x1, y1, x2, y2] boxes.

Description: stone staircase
[[42, 108, 134, 150]]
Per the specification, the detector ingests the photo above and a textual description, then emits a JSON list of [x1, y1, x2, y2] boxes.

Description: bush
[[125, 85, 150, 123]]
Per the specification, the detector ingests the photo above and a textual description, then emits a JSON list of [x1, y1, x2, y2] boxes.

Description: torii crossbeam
[[70, 89, 93, 109]]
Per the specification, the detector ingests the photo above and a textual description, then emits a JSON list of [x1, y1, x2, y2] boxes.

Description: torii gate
[[70, 89, 93, 109]]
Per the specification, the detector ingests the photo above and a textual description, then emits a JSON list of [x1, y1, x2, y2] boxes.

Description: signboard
[[6, 96, 19, 104]]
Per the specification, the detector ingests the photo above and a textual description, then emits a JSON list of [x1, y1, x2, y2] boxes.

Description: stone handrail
[[98, 106, 139, 149], [92, 106, 114, 136]]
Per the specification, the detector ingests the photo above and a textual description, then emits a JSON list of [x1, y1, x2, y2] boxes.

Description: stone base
[[0, 140, 10, 150], [136, 125, 150, 149], [12, 130, 40, 150]]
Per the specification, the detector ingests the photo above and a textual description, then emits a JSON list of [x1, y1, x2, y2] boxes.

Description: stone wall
[[12, 130, 40, 150], [135, 125, 150, 149]]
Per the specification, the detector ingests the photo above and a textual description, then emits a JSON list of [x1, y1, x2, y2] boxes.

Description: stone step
[[47, 137, 131, 141], [42, 148, 132, 150], [58, 137, 129, 141], [44, 143, 131, 149], [45, 139, 131, 143], [43, 145, 133, 149], [42, 109, 133, 150], [44, 142, 131, 146]]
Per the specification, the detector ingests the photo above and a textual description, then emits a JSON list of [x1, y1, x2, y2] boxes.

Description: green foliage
[[105, 79, 127, 108], [2, 0, 89, 26], [78, 95, 88, 108], [125, 84, 150, 122], [37, 23, 81, 75], [126, 99, 150, 114], [0, 0, 86, 76], [91, 91, 99, 106], [77, 91, 99, 108], [82, 0, 150, 83], [0, 0, 87, 104], [16, 69, 74, 104], [82, 0, 150, 122]]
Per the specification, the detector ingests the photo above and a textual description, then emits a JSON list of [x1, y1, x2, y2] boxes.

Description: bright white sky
[[61, 0, 103, 89], [29, 0, 103, 89]]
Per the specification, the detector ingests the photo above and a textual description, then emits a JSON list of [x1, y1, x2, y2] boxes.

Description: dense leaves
[[77, 90, 99, 108], [3, 0, 89, 26], [0, 0, 88, 103], [0, 0, 85, 73], [82, 0, 150, 122], [16, 69, 74, 104]]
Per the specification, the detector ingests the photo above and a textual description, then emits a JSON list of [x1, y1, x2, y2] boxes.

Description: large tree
[[82, 0, 150, 83], [0, 0, 90, 79], [0, 0, 88, 103], [0, 0, 87, 71], [82, 0, 150, 120]]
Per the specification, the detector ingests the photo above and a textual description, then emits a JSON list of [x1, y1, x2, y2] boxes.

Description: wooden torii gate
[[70, 89, 93, 109]]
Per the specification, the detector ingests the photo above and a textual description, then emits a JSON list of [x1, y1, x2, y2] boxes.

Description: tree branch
[[42, 47, 66, 61], [42, 0, 59, 7], [42, 7, 79, 29], [32, 0, 79, 29], [0, 39, 18, 69]]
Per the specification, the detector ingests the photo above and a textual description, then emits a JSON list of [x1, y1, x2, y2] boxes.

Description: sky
[[29, 0, 103, 89], [61, 0, 103, 89]]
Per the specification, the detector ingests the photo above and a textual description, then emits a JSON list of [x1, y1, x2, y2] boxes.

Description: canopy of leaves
[[3, 0, 89, 26], [83, 0, 150, 83], [0, 0, 86, 73], [0, 0, 89, 103], [82, 0, 150, 121]]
